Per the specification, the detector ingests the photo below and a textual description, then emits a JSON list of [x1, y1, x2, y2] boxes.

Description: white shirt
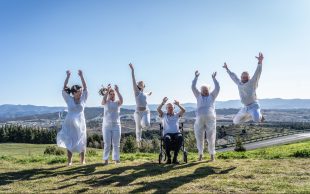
[[192, 77, 220, 116], [135, 91, 148, 109], [227, 63, 262, 106], [103, 101, 120, 126], [161, 112, 181, 135]]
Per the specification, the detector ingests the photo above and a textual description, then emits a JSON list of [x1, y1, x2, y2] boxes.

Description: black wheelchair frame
[[158, 122, 188, 164]]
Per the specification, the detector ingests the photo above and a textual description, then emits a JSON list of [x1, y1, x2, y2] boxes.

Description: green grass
[[0, 142, 310, 193]]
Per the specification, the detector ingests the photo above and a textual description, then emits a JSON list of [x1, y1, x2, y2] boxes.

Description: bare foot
[[261, 115, 265, 123], [137, 141, 141, 148], [209, 154, 215, 162]]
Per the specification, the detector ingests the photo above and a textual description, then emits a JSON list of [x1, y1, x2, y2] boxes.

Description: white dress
[[57, 90, 88, 153]]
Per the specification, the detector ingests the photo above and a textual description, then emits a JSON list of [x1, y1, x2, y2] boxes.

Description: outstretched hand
[[107, 84, 112, 92], [114, 85, 119, 92], [212, 72, 217, 79], [195, 70, 200, 77], [174, 100, 180, 106], [66, 70, 71, 77], [162, 97, 168, 104], [222, 62, 228, 70], [129, 63, 134, 71], [256, 52, 264, 64], [78, 70, 83, 77]]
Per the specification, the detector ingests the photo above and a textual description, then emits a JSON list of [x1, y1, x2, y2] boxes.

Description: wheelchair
[[158, 122, 188, 164]]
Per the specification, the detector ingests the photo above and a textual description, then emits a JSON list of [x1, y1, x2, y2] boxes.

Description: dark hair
[[65, 85, 82, 95]]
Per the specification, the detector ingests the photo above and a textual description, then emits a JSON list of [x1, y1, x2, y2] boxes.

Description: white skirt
[[57, 113, 87, 153]]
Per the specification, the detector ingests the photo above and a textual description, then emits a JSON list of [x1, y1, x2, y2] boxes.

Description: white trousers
[[194, 114, 216, 155], [233, 102, 262, 124], [134, 110, 151, 142], [102, 125, 121, 161]]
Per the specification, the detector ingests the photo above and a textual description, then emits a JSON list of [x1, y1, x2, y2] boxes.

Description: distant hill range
[[123, 98, 310, 111], [1, 98, 310, 121]]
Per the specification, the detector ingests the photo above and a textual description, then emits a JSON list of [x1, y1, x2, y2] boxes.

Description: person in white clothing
[[57, 70, 88, 166], [129, 63, 152, 146], [223, 52, 264, 124], [100, 84, 123, 165], [192, 71, 220, 162], [157, 97, 186, 164]]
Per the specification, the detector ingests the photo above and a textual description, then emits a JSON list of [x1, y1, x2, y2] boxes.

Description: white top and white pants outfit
[[134, 91, 151, 142], [227, 63, 263, 124], [57, 90, 88, 153], [102, 101, 121, 161], [192, 77, 220, 156]]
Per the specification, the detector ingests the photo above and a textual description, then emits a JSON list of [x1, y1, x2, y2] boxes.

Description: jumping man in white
[[192, 71, 220, 162], [129, 63, 152, 146], [101, 84, 123, 165], [223, 52, 264, 124]]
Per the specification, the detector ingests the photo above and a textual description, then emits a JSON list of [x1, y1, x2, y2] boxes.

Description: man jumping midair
[[223, 52, 264, 124]]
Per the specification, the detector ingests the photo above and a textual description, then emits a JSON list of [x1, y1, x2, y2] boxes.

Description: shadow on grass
[[129, 165, 237, 193], [0, 162, 236, 193]]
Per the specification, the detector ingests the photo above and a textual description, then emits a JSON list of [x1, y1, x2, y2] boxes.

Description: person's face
[[241, 72, 250, 83], [73, 89, 82, 99], [200, 86, 209, 96], [166, 103, 174, 114], [137, 81, 145, 91], [109, 90, 115, 101]]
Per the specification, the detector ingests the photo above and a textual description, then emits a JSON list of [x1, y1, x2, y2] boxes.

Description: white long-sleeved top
[[103, 101, 121, 127], [227, 63, 262, 106], [192, 76, 220, 116]]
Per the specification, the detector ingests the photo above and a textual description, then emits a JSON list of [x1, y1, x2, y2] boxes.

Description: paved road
[[217, 132, 310, 152]]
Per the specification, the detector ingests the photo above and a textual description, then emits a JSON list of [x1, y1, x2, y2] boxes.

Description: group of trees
[[0, 124, 56, 144], [0, 124, 165, 153], [2, 122, 309, 154]]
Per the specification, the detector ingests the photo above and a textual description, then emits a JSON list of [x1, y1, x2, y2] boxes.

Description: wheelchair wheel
[[183, 151, 188, 163]]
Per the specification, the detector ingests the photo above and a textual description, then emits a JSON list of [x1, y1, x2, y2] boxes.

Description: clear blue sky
[[0, 0, 309, 107]]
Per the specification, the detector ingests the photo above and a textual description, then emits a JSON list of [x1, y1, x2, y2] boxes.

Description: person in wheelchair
[[157, 97, 186, 164]]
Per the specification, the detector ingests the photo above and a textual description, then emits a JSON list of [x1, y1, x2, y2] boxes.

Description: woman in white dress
[[57, 70, 88, 166], [100, 84, 123, 165], [129, 63, 152, 146]]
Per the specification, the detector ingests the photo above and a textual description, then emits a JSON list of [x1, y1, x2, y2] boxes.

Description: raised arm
[[78, 70, 87, 91], [157, 97, 168, 117], [63, 70, 71, 90], [210, 72, 220, 99], [101, 85, 111, 105], [129, 63, 140, 96], [174, 100, 186, 117], [223, 62, 240, 85], [114, 85, 123, 106], [192, 71, 200, 98], [250, 52, 263, 88]]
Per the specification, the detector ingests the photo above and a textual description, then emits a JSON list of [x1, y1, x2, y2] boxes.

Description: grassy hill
[[0, 142, 310, 193]]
